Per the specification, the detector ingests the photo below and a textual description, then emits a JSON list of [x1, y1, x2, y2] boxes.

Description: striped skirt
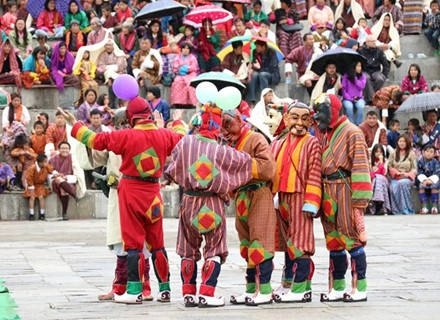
[[403, 0, 424, 34], [390, 178, 415, 214], [371, 174, 391, 212]]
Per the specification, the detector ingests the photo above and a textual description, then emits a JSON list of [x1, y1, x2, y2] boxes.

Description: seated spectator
[[1, 119, 27, 180], [308, 0, 334, 31], [88, 17, 113, 46], [34, 30, 53, 57], [100, 3, 119, 34], [2, 1, 18, 36], [197, 18, 221, 73], [96, 93, 114, 125], [2, 92, 30, 130], [147, 86, 170, 122], [368, 143, 391, 215], [329, 17, 351, 48], [358, 34, 390, 104], [160, 40, 180, 87], [0, 40, 23, 88], [136, 38, 163, 87], [372, 84, 403, 126], [371, 13, 402, 68], [170, 43, 199, 108], [247, 39, 281, 106], [310, 61, 342, 103], [22, 46, 52, 88], [17, 0, 32, 30], [342, 61, 367, 125], [65, 0, 90, 34], [401, 63, 428, 101], [49, 141, 84, 220], [231, 17, 252, 38], [0, 162, 16, 193], [255, 20, 276, 43], [221, 40, 250, 84], [421, 109, 440, 157], [36, 112, 50, 133], [77, 88, 99, 124], [270, 3, 303, 57], [359, 109, 388, 153], [9, 18, 33, 60], [30, 121, 47, 156], [350, 17, 372, 47], [96, 39, 127, 109], [11, 134, 36, 189], [36, 0, 65, 39], [388, 134, 417, 215], [115, 0, 132, 24], [115, 21, 139, 76], [24, 154, 52, 220], [178, 25, 199, 54], [417, 144, 440, 214], [373, 0, 403, 33], [64, 20, 87, 56], [334, 0, 365, 29], [73, 49, 99, 105], [423, 0, 440, 56], [45, 110, 68, 158], [387, 119, 401, 154], [51, 42, 80, 92], [244, 0, 268, 28], [312, 22, 331, 51], [406, 118, 424, 155]]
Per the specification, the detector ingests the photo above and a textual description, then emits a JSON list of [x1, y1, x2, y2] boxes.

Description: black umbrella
[[311, 48, 367, 75], [135, 0, 187, 20]]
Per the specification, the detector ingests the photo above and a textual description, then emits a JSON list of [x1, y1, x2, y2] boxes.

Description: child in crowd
[[423, 0, 440, 56], [417, 144, 440, 214], [10, 134, 36, 189], [2, 0, 18, 36], [350, 17, 371, 46], [73, 50, 99, 106], [23, 154, 53, 221], [387, 119, 400, 154], [0, 162, 16, 193], [368, 144, 391, 215], [406, 118, 424, 156], [30, 121, 47, 155]]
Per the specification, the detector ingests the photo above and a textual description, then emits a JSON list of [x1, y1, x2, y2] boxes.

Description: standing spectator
[[359, 110, 388, 153], [197, 18, 221, 73], [170, 43, 199, 108], [64, 0, 90, 34], [23, 154, 52, 220], [146, 87, 170, 122], [373, 0, 404, 33], [388, 134, 417, 215], [358, 34, 390, 104], [0, 40, 23, 89], [9, 18, 33, 60], [342, 61, 367, 125], [50, 42, 80, 93], [417, 144, 440, 214], [334, 0, 365, 29], [270, 3, 303, 57], [29, 121, 47, 156], [371, 13, 402, 68], [423, 1, 440, 56], [401, 63, 429, 101], [247, 40, 280, 106], [36, 0, 65, 39], [87, 17, 113, 45], [64, 20, 87, 56], [368, 144, 391, 215]]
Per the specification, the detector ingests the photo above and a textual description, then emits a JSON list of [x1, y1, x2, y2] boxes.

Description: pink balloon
[[112, 75, 139, 100]]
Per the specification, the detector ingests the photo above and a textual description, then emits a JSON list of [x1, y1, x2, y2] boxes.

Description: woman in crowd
[[77, 88, 99, 124], [22, 46, 51, 87], [36, 0, 65, 39], [2, 92, 30, 130], [145, 19, 167, 49], [115, 21, 139, 76], [388, 134, 418, 215], [197, 18, 221, 73], [64, 0, 90, 34], [50, 41, 80, 92], [9, 18, 33, 61], [341, 61, 367, 125], [170, 43, 199, 108], [0, 39, 23, 89], [401, 63, 428, 101]]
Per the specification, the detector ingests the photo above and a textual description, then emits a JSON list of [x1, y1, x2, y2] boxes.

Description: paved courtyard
[[0, 215, 439, 320]]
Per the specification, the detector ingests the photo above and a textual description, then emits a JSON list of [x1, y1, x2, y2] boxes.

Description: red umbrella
[[183, 5, 233, 28]]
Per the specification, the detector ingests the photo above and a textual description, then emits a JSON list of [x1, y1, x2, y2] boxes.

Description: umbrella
[[27, 0, 83, 19], [135, 0, 187, 20], [310, 48, 367, 76], [190, 71, 246, 94], [396, 92, 440, 113], [214, 0, 251, 3], [217, 35, 284, 62], [183, 5, 233, 28]]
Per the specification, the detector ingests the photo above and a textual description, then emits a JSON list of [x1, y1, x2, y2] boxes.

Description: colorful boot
[[98, 255, 128, 301], [198, 257, 224, 308], [275, 258, 312, 303], [343, 247, 367, 302], [246, 259, 273, 306], [152, 248, 171, 302], [181, 258, 198, 307], [230, 267, 256, 305], [321, 250, 348, 302], [114, 251, 143, 304]]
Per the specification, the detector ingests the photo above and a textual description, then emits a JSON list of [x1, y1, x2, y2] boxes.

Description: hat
[[344, 38, 359, 49], [314, 93, 342, 128], [126, 96, 152, 126], [147, 86, 161, 99], [70, 19, 80, 27]]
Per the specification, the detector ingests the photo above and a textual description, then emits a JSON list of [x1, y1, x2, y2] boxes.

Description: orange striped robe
[[271, 132, 322, 259]]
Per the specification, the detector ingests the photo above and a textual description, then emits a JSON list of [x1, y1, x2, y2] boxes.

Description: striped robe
[[232, 129, 277, 267], [315, 118, 372, 252], [271, 132, 322, 258], [164, 134, 253, 263]]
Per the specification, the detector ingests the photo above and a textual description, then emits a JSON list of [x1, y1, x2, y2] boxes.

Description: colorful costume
[[271, 102, 322, 303], [23, 161, 52, 198], [164, 105, 254, 308], [313, 94, 372, 303], [71, 97, 183, 304]]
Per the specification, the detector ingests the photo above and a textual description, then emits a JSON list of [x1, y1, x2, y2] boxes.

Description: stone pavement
[[0, 215, 439, 320]]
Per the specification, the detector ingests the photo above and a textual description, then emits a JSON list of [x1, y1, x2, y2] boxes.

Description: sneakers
[[230, 292, 252, 305], [198, 294, 225, 308], [245, 292, 273, 306], [274, 291, 312, 303], [113, 292, 142, 304], [342, 289, 367, 302], [156, 290, 170, 303], [320, 289, 345, 302], [431, 206, 438, 215], [183, 294, 198, 307], [420, 207, 429, 215]]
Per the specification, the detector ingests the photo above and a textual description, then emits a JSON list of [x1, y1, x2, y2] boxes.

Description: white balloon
[[195, 81, 218, 104], [215, 86, 242, 110]]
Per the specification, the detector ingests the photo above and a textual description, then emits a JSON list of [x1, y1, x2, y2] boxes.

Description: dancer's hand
[[57, 107, 76, 124]]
